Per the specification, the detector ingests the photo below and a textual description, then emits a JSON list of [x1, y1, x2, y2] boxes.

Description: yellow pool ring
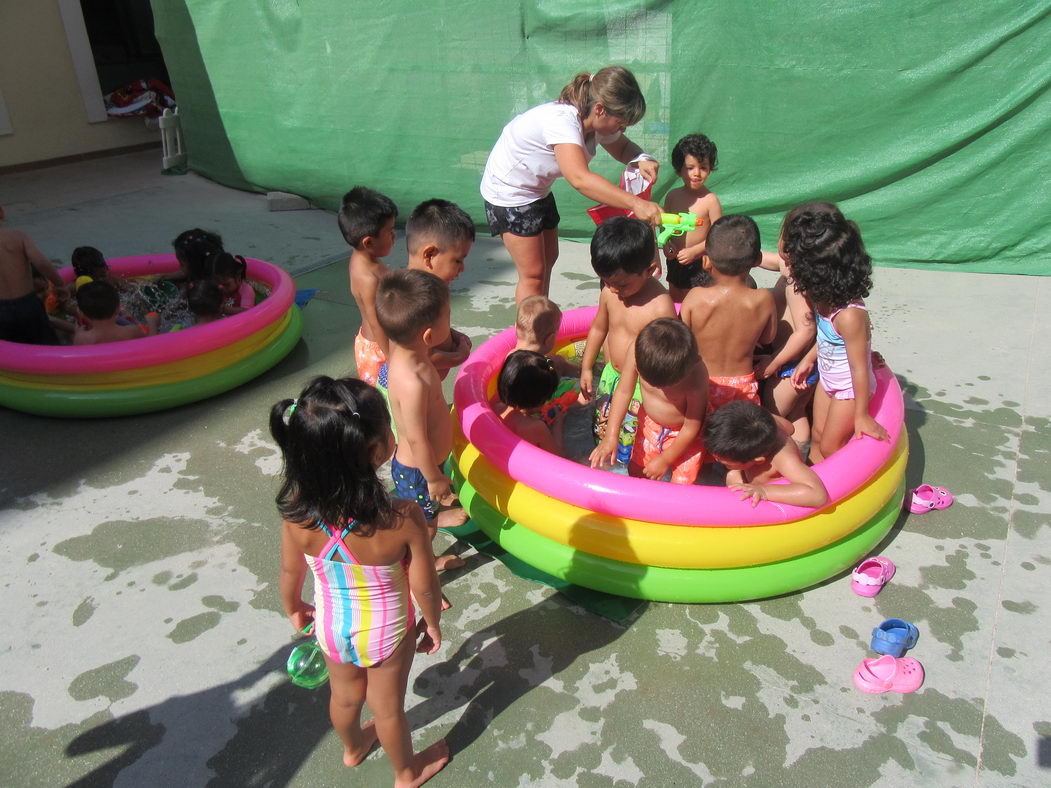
[[0, 311, 291, 390], [452, 430, 908, 569]]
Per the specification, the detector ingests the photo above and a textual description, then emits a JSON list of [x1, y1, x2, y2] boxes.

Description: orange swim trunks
[[707, 372, 760, 414], [354, 328, 387, 387], [628, 409, 703, 485]]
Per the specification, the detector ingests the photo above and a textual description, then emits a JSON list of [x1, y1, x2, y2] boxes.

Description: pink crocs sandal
[[851, 556, 896, 597], [853, 654, 924, 694], [908, 484, 953, 514]]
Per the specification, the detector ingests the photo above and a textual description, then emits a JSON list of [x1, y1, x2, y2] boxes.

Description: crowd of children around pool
[[0, 212, 260, 347]]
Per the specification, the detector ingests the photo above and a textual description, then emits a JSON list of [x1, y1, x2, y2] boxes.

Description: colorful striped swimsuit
[[306, 519, 414, 667]]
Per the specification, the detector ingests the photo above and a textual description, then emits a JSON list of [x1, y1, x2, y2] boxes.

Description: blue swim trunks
[[391, 455, 439, 521]]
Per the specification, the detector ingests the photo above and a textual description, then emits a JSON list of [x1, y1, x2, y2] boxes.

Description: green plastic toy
[[286, 625, 329, 689], [657, 212, 701, 246]]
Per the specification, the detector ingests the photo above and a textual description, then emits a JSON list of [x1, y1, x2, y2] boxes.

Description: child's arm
[[551, 354, 581, 378], [402, 504, 442, 654], [279, 520, 315, 632], [429, 329, 471, 379], [579, 294, 609, 401], [675, 194, 722, 265], [837, 308, 889, 442], [791, 343, 819, 391], [353, 273, 390, 358], [398, 377, 456, 503], [589, 348, 638, 468], [24, 235, 69, 298], [730, 441, 829, 508], [756, 280, 815, 380]]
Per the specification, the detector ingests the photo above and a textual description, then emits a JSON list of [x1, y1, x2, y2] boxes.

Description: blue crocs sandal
[[871, 618, 919, 658]]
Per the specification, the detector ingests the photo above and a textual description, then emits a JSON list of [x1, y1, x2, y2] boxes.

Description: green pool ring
[[451, 461, 905, 603], [0, 306, 302, 418]]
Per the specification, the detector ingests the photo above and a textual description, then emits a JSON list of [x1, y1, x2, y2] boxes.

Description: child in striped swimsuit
[[272, 376, 449, 786], [780, 202, 889, 462]]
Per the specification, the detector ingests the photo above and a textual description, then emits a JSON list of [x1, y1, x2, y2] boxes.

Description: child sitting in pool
[[704, 400, 828, 507], [163, 228, 223, 283], [780, 202, 888, 462], [188, 279, 224, 325], [271, 376, 448, 786], [71, 246, 132, 293], [496, 350, 572, 454], [209, 252, 255, 315], [591, 318, 707, 484], [513, 295, 579, 377], [74, 281, 159, 345], [581, 216, 676, 465]]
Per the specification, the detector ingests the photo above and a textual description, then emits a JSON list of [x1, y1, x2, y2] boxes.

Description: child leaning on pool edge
[[272, 376, 448, 786], [376, 269, 468, 568], [705, 400, 828, 508], [581, 215, 676, 464], [497, 350, 569, 454]]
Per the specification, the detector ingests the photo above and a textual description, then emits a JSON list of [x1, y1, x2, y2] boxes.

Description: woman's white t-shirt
[[480, 102, 621, 207]]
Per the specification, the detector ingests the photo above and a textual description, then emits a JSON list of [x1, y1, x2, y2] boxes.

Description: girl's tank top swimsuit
[[306, 518, 413, 667], [815, 302, 874, 399]]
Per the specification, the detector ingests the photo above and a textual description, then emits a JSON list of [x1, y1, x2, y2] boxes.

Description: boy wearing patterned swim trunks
[[339, 187, 398, 387], [377, 269, 468, 570], [580, 217, 676, 465], [680, 215, 777, 417], [591, 318, 708, 484]]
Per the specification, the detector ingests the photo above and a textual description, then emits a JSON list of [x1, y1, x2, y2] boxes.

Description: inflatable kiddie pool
[[451, 306, 908, 603], [0, 255, 302, 418]]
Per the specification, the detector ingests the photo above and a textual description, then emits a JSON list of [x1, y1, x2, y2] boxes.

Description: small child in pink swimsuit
[[272, 376, 449, 785], [780, 202, 889, 462]]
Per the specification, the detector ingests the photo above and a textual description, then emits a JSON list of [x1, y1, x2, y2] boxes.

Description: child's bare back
[[682, 281, 775, 377]]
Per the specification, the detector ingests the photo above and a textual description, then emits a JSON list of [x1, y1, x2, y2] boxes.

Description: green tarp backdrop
[[152, 1, 1051, 274]]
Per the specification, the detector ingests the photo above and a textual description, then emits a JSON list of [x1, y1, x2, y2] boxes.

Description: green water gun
[[657, 212, 702, 246]]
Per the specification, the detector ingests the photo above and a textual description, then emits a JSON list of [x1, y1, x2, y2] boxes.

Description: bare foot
[[395, 739, 450, 788], [440, 593, 452, 611], [435, 507, 468, 529], [434, 553, 465, 572], [342, 720, 378, 767]]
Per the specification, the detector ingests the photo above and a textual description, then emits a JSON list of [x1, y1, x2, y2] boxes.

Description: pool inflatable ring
[[451, 306, 908, 603], [0, 255, 302, 418]]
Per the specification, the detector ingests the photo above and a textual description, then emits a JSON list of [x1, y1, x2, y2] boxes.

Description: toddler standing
[[272, 376, 448, 786]]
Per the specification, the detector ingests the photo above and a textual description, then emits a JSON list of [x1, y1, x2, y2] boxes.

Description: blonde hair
[[558, 65, 646, 127], [515, 295, 562, 343]]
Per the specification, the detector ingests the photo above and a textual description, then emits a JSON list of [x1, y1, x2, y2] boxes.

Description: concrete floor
[[1, 151, 1049, 786]]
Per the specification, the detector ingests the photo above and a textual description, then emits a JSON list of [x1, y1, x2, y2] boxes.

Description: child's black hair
[[209, 251, 248, 282], [590, 216, 655, 278], [635, 318, 697, 387], [706, 215, 761, 276], [375, 268, 449, 346], [337, 186, 398, 249], [780, 202, 872, 309], [71, 246, 108, 279], [173, 228, 224, 280], [405, 199, 475, 255], [187, 279, 223, 318], [671, 133, 718, 174], [703, 401, 783, 464], [498, 350, 560, 409], [76, 280, 120, 320], [270, 376, 395, 535]]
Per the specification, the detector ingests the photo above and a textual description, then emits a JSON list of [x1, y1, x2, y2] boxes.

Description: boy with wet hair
[[681, 214, 777, 415], [340, 186, 399, 387], [377, 269, 468, 566], [704, 400, 828, 507], [0, 204, 67, 345], [581, 216, 676, 464], [662, 134, 723, 301], [591, 317, 707, 483], [74, 281, 159, 345], [405, 198, 475, 380]]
